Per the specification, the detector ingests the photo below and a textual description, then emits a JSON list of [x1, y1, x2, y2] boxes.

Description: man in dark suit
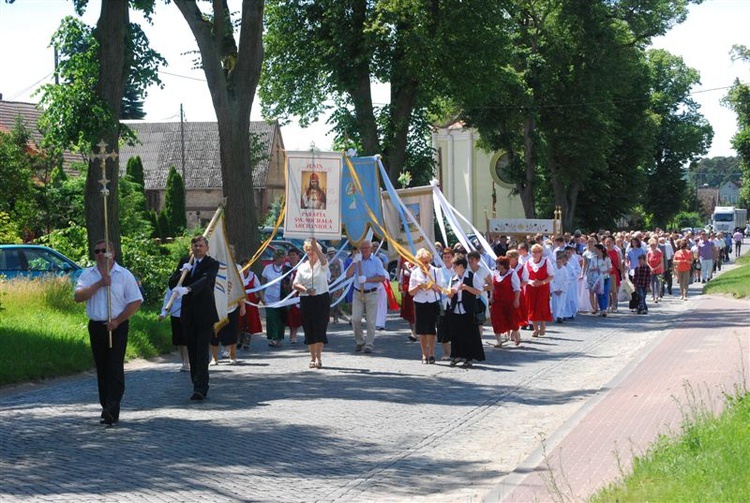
[[169, 236, 219, 401]]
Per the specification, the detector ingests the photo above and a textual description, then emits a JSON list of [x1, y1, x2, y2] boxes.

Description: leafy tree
[[724, 44, 750, 208], [32, 1, 163, 257], [126, 155, 145, 188], [0, 120, 44, 241], [261, 0, 487, 186], [156, 210, 170, 241], [119, 175, 153, 236], [164, 166, 186, 237], [460, 0, 701, 230], [173, 0, 264, 261], [643, 49, 713, 229]]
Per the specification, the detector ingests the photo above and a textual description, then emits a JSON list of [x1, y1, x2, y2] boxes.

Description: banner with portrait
[[284, 151, 342, 240], [341, 155, 383, 244], [381, 185, 435, 254]]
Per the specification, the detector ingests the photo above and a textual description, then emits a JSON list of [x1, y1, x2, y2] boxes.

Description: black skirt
[[448, 312, 485, 361], [300, 292, 330, 345], [414, 301, 439, 335], [212, 309, 239, 346]]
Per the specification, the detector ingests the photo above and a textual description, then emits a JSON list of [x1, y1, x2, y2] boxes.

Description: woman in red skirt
[[489, 256, 522, 347], [239, 263, 263, 349], [521, 244, 554, 337], [507, 250, 529, 337]]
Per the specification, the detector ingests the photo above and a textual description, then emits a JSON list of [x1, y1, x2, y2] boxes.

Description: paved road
[[1, 247, 748, 503]]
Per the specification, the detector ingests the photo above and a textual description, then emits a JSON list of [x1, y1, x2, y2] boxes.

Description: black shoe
[[408, 334, 418, 342], [428, 356, 435, 364], [449, 359, 459, 367], [190, 391, 205, 401], [100, 410, 117, 425]]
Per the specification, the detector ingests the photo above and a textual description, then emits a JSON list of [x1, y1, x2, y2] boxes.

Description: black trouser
[[661, 259, 673, 296], [88, 320, 128, 420], [184, 321, 213, 396]]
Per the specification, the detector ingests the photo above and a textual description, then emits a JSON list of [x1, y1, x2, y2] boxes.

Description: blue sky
[[1, 0, 747, 157]]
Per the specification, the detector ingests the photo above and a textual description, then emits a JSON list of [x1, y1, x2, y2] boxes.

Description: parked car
[[0, 244, 83, 282]]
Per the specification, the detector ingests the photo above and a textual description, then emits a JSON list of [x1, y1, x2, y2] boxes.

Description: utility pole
[[180, 104, 186, 182]]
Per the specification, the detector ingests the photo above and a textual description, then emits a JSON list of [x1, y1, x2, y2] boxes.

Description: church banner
[[341, 155, 383, 244], [381, 185, 435, 253], [284, 151, 342, 240]]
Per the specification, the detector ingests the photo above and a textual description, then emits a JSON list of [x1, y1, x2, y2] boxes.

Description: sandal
[[309, 360, 316, 368], [315, 360, 322, 369], [532, 330, 539, 338]]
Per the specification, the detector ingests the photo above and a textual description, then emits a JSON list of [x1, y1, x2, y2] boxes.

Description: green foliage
[[0, 211, 22, 244], [724, 45, 750, 207], [41, 169, 87, 231], [118, 175, 153, 236], [263, 196, 284, 227], [164, 166, 186, 237], [36, 16, 166, 152], [643, 49, 713, 229], [156, 210, 170, 241], [671, 211, 703, 230], [261, 0, 460, 185], [38, 223, 90, 266], [126, 155, 145, 188], [119, 234, 182, 307], [0, 120, 44, 241]]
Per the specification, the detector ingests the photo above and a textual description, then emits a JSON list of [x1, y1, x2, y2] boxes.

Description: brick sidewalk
[[491, 274, 750, 501]]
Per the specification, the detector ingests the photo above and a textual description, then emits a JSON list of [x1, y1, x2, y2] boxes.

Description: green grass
[[704, 254, 750, 299], [590, 389, 750, 502], [0, 277, 172, 386]]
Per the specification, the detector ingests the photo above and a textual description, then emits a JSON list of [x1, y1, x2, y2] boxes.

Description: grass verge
[[0, 277, 172, 387], [704, 254, 750, 299], [590, 387, 750, 502]]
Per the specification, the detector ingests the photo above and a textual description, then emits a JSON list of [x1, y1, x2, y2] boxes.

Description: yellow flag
[[207, 212, 246, 331]]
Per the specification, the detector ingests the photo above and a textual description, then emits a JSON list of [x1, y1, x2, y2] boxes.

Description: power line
[[8, 72, 53, 100]]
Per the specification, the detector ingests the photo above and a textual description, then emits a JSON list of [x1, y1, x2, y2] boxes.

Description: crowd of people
[[75, 226, 744, 425]]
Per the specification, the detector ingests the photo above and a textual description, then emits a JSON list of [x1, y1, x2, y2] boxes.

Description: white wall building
[[432, 123, 525, 232]]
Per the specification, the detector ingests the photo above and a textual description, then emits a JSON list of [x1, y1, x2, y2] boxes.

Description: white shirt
[[409, 264, 441, 304], [449, 269, 485, 314], [294, 260, 330, 296], [76, 262, 143, 321], [262, 263, 285, 303], [491, 269, 520, 292], [521, 256, 555, 281], [550, 264, 569, 293]]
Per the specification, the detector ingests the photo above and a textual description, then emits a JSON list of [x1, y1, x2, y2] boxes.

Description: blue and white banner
[[341, 155, 383, 243]]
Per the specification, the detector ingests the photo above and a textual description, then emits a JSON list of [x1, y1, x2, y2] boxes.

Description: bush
[[120, 234, 188, 308]]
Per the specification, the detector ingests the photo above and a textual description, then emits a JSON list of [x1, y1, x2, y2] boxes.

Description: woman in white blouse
[[408, 248, 443, 364], [293, 238, 330, 369]]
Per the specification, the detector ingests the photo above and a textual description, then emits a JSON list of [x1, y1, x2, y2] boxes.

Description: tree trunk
[[85, 0, 129, 257], [384, 77, 419, 186], [550, 160, 579, 232], [175, 0, 265, 261], [517, 115, 537, 218], [344, 0, 380, 158]]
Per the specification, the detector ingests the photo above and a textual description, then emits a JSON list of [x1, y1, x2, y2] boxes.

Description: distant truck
[[711, 206, 747, 233]]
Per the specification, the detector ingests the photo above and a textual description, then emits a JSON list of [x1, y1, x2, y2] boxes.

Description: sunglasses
[[93, 248, 108, 254]]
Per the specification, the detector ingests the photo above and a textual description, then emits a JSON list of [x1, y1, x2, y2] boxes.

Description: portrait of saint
[[301, 171, 327, 210]]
